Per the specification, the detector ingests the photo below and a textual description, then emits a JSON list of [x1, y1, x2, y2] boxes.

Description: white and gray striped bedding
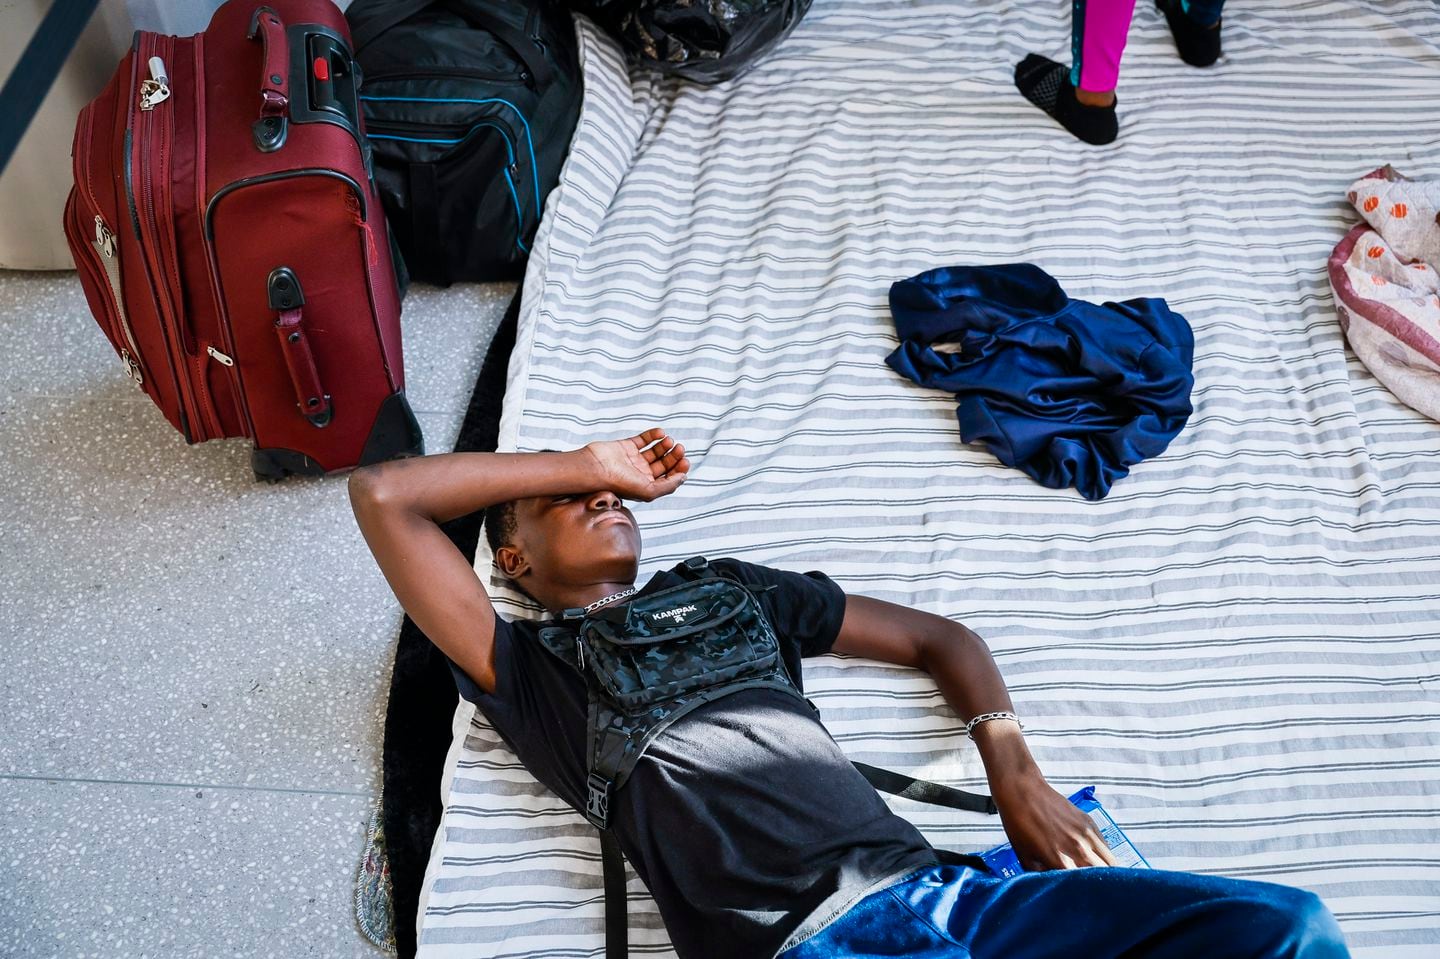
[[416, 1, 1440, 955]]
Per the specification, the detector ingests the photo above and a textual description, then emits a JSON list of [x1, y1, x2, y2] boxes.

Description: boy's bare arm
[[347, 450, 596, 692], [347, 430, 689, 693], [835, 596, 1116, 872]]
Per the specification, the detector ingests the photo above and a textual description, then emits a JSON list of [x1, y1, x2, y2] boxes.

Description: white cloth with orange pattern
[[1329, 166, 1440, 422]]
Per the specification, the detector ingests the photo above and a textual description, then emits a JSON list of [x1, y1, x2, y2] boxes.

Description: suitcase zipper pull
[[91, 215, 144, 388], [93, 216, 115, 258], [139, 57, 171, 111], [121, 351, 142, 383], [206, 346, 234, 367]]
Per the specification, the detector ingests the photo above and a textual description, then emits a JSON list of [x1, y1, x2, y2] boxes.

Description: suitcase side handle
[[268, 267, 332, 428], [247, 6, 291, 152]]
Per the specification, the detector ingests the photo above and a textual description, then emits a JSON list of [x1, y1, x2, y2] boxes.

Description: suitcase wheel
[[358, 390, 425, 467], [251, 447, 326, 483]]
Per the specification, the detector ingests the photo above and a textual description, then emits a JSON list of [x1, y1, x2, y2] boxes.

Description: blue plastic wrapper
[[978, 786, 1151, 878]]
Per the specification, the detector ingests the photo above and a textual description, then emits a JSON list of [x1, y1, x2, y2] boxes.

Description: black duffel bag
[[346, 0, 582, 286], [567, 0, 811, 84]]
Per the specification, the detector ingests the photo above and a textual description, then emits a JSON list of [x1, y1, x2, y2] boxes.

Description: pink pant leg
[[1071, 0, 1139, 92]]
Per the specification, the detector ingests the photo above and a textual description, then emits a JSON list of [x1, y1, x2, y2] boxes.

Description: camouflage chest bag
[[533, 556, 998, 959]]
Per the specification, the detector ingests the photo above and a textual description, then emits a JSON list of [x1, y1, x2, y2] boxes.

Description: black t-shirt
[[450, 559, 939, 959]]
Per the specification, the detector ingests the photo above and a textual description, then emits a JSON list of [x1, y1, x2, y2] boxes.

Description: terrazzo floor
[[0, 269, 516, 958]]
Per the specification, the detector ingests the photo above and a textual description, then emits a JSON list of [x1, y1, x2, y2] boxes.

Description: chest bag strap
[[600, 829, 628, 959], [852, 761, 998, 815]]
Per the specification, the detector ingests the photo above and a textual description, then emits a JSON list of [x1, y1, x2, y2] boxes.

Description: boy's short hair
[[484, 500, 518, 557], [484, 451, 560, 559], [482, 501, 539, 602]]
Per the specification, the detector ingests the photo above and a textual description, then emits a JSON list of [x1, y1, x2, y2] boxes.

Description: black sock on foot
[[1157, 0, 1221, 67], [1014, 54, 1118, 146]]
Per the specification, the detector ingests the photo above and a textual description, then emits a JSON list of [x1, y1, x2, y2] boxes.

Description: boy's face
[[505, 490, 641, 586]]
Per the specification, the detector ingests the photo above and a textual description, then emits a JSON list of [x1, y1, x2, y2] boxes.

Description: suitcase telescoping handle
[[247, 6, 291, 152], [268, 267, 332, 428]]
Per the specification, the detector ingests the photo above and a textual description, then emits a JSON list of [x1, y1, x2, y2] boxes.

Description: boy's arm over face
[[346, 430, 690, 694], [834, 596, 1116, 872]]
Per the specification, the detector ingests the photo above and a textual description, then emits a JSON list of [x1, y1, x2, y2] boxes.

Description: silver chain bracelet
[[965, 711, 1023, 740]]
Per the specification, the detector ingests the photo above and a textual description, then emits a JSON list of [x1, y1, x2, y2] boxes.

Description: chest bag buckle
[[586, 772, 614, 830]]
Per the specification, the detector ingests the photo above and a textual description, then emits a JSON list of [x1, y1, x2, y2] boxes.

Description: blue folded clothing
[[887, 264, 1195, 500]]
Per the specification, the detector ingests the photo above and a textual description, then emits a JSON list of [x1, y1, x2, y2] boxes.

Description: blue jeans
[[779, 864, 1349, 959]]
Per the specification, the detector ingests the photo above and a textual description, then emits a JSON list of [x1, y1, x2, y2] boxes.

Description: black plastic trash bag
[[569, 0, 812, 83]]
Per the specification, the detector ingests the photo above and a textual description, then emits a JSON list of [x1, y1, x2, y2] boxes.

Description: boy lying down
[[349, 429, 1349, 959]]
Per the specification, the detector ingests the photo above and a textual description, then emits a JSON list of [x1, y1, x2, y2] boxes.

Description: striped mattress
[[417, 1, 1440, 955]]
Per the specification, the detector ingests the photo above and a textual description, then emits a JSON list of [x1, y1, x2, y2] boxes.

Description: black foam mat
[[380, 288, 519, 959]]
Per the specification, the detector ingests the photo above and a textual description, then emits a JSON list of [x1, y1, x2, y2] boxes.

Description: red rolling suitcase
[[63, 0, 422, 480]]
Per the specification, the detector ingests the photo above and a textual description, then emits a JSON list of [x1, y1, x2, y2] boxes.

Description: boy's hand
[[993, 771, 1117, 871], [582, 428, 691, 502]]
